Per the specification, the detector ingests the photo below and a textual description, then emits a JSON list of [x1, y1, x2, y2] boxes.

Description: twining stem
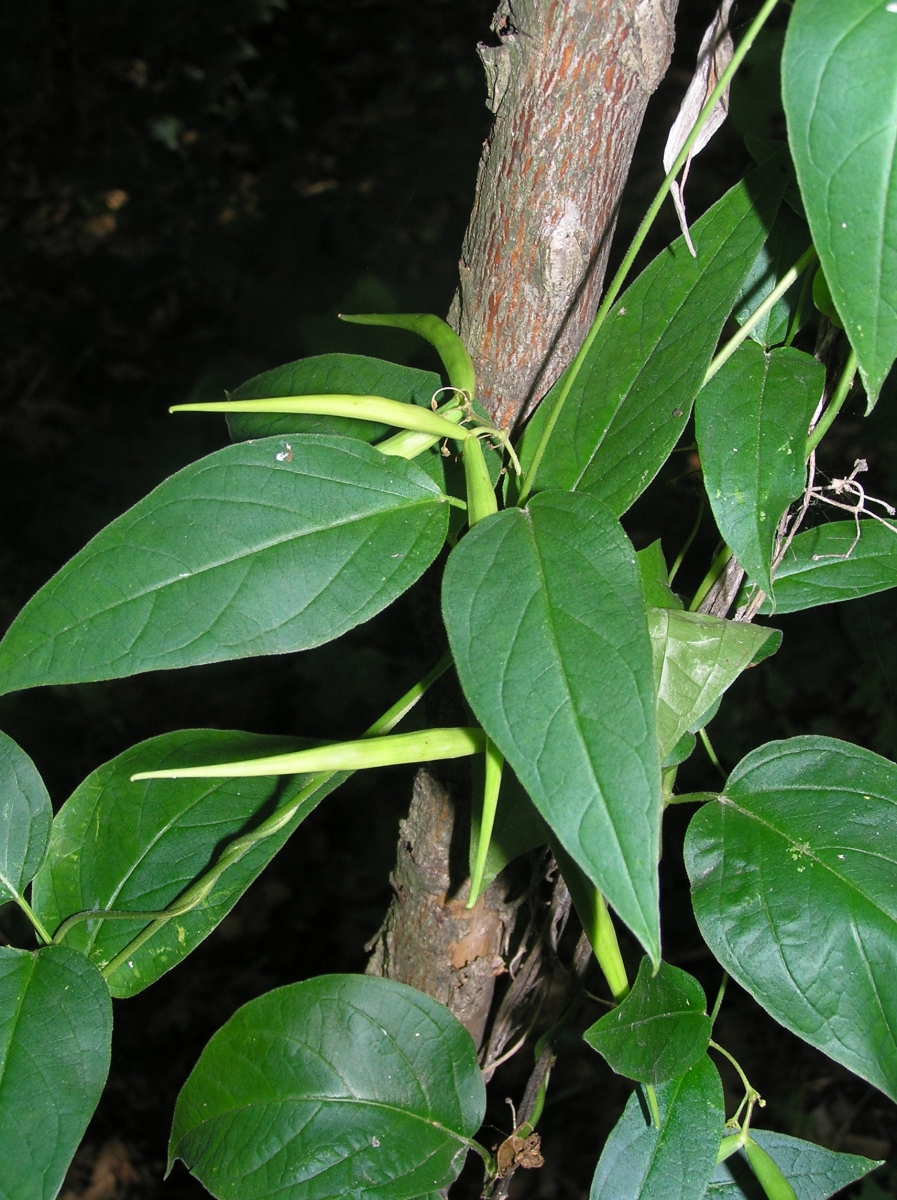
[[703, 245, 818, 384], [698, 727, 726, 781], [517, 0, 782, 505], [709, 972, 728, 1026], [805, 346, 858, 458], [53, 652, 454, 977], [668, 495, 704, 586]]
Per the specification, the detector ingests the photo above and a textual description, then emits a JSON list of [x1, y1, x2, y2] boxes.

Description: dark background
[[0, 1, 894, 1196]]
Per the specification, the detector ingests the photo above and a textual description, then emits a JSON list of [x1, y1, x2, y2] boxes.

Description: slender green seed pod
[[744, 1138, 799, 1200], [467, 737, 504, 909], [462, 437, 498, 527], [131, 727, 487, 781], [339, 312, 476, 397], [170, 394, 473, 443], [376, 395, 467, 460]]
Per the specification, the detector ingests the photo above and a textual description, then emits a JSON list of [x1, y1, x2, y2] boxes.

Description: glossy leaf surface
[[584, 959, 711, 1085], [783, 0, 897, 405], [707, 1129, 881, 1199], [225, 352, 442, 443], [32, 730, 346, 998], [686, 736, 897, 1100], [443, 491, 661, 960], [649, 608, 780, 762], [0, 436, 448, 694], [169, 974, 486, 1200], [590, 1056, 725, 1200], [0, 945, 112, 1200], [523, 155, 789, 515], [0, 730, 51, 906], [742, 520, 897, 614], [696, 343, 824, 595]]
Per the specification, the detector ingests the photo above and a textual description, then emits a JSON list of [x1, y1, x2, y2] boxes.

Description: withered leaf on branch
[[662, 0, 734, 255]]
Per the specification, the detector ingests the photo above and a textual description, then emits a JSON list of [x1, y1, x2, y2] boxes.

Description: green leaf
[[783, 0, 897, 406], [0, 944, 112, 1200], [521, 154, 790, 515], [32, 730, 346, 998], [0, 730, 52, 906], [732, 204, 813, 349], [696, 343, 824, 596], [685, 735, 897, 1101], [0, 436, 448, 694], [590, 1056, 725, 1200], [707, 1129, 881, 1199], [740, 520, 897, 614], [584, 959, 711, 1085], [169, 974, 486, 1200], [638, 542, 684, 610], [443, 491, 661, 962], [649, 608, 780, 763], [225, 352, 443, 443]]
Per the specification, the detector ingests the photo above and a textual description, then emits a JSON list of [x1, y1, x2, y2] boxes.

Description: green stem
[[15, 893, 54, 946], [703, 246, 818, 384], [72, 652, 453, 978], [709, 1039, 757, 1102], [517, 0, 783, 505], [668, 496, 704, 586], [805, 346, 858, 458], [698, 727, 726, 781], [689, 544, 732, 612], [710, 972, 728, 1026]]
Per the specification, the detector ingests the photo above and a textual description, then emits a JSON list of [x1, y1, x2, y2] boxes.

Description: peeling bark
[[449, 0, 678, 428], [366, 769, 518, 1048]]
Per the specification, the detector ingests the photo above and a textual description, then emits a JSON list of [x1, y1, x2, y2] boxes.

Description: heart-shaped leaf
[[0, 435, 449, 694], [0, 944, 112, 1200], [707, 1128, 881, 1199], [696, 343, 824, 596], [741, 520, 897, 614], [442, 491, 661, 962], [649, 608, 780, 763], [590, 1056, 725, 1200], [584, 959, 711, 1085], [783, 0, 897, 406], [686, 735, 897, 1100], [520, 153, 790, 515], [226, 352, 443, 443], [32, 730, 346, 998], [169, 974, 486, 1200], [0, 730, 52, 906]]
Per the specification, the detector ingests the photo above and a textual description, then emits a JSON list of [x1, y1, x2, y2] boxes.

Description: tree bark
[[367, 0, 678, 1050], [449, 0, 678, 429]]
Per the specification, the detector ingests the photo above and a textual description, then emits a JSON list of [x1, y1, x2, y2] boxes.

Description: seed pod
[[339, 312, 476, 397], [178, 394, 470, 441], [744, 1137, 799, 1200], [171, 393, 473, 443], [131, 727, 487, 781], [462, 437, 498, 527]]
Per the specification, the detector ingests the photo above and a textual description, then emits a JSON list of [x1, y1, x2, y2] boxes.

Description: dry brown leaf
[[662, 0, 735, 255]]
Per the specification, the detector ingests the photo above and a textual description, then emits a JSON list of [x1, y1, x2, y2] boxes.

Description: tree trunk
[[367, 0, 678, 1049]]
